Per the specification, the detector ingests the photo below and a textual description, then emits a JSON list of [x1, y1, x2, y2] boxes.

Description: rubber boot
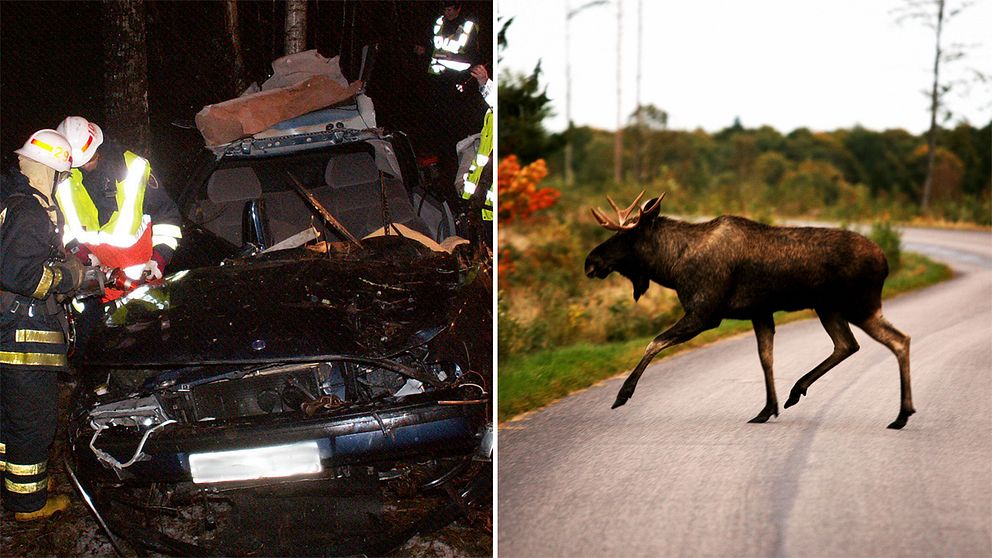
[[14, 494, 70, 521]]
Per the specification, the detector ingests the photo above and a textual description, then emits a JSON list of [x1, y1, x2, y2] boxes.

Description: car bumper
[[71, 389, 488, 485]]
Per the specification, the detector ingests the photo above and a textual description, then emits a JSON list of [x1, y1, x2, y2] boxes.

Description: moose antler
[[591, 191, 666, 231]]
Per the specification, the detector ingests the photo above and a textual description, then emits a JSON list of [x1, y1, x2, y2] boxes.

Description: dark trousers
[[0, 366, 57, 512]]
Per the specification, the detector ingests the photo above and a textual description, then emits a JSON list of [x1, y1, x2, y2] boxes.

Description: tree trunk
[[225, 0, 248, 95], [921, 0, 944, 214], [284, 0, 307, 56], [103, 0, 150, 155]]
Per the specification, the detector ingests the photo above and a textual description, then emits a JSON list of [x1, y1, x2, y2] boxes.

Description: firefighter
[[53, 116, 182, 350], [1, 129, 84, 520]]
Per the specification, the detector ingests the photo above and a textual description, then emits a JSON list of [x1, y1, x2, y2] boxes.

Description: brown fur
[[585, 198, 914, 429]]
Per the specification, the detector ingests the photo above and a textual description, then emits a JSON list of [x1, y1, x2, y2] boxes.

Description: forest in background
[[547, 119, 990, 224]]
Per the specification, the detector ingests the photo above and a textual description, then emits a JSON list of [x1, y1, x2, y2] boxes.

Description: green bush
[[869, 221, 902, 272]]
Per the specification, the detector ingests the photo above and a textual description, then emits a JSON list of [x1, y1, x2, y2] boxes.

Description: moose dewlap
[[585, 192, 914, 429]]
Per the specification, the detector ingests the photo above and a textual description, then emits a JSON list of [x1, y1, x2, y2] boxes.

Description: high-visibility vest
[[56, 150, 150, 249], [55, 150, 154, 294], [462, 108, 494, 221], [429, 16, 477, 75]]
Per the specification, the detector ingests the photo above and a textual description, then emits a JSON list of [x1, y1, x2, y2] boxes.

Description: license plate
[[189, 441, 322, 484]]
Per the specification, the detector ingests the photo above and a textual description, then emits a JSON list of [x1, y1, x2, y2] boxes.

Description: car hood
[[83, 237, 483, 367]]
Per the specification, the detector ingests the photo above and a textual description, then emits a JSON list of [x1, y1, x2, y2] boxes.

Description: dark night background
[[1, 0, 492, 199]]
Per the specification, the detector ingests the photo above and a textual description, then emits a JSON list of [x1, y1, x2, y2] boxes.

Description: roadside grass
[[498, 252, 952, 422]]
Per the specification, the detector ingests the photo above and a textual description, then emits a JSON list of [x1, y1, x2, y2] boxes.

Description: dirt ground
[[1, 380, 492, 557]]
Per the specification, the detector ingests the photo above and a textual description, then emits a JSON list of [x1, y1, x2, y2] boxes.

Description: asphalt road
[[498, 227, 992, 558]]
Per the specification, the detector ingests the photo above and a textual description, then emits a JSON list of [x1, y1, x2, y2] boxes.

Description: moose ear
[[640, 192, 665, 223], [631, 274, 650, 301]]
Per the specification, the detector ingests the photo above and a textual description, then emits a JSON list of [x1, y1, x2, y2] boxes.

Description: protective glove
[[64, 255, 85, 291], [75, 267, 106, 300], [143, 259, 163, 281], [71, 243, 99, 266]]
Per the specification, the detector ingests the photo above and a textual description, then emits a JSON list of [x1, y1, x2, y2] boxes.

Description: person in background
[[418, 2, 480, 77], [1, 129, 83, 521], [54, 116, 182, 350], [458, 64, 494, 245], [414, 2, 487, 199]]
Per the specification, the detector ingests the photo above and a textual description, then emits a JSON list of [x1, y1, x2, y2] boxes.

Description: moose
[[584, 192, 914, 429]]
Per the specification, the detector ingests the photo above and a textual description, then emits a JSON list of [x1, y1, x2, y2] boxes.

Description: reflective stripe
[[152, 236, 179, 250], [6, 460, 46, 476], [30, 138, 55, 152], [462, 182, 493, 204], [5, 478, 47, 494], [56, 177, 86, 242], [15, 329, 64, 344], [480, 80, 494, 108], [113, 156, 147, 239], [52, 267, 63, 292], [152, 223, 182, 251], [0, 442, 6, 452], [462, 108, 494, 222], [151, 223, 182, 239], [0, 461, 5, 473], [431, 16, 476, 59], [31, 266, 54, 298], [437, 59, 471, 71], [123, 264, 146, 281], [0, 351, 67, 367]]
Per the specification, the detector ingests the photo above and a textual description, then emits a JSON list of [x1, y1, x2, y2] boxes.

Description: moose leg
[[855, 311, 914, 429], [749, 314, 778, 423], [612, 314, 709, 409], [784, 310, 859, 410]]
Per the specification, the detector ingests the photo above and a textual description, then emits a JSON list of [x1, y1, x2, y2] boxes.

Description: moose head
[[584, 191, 665, 301]]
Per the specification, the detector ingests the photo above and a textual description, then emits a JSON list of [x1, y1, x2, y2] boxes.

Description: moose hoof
[[887, 409, 915, 430], [612, 384, 636, 409], [783, 388, 806, 409], [748, 407, 778, 423]]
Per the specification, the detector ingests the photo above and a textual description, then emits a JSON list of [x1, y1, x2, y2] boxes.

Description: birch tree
[[285, 0, 307, 56], [893, 0, 979, 213]]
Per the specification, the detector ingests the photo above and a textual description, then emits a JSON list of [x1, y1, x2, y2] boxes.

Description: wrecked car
[[66, 117, 492, 555]]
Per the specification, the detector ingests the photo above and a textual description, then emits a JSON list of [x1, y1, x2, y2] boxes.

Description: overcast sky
[[498, 0, 991, 134]]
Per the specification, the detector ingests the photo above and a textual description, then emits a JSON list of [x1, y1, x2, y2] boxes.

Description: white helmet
[[56, 116, 104, 167], [14, 129, 73, 172]]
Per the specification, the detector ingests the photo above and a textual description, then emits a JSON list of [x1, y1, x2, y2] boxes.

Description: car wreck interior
[[190, 142, 448, 251]]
